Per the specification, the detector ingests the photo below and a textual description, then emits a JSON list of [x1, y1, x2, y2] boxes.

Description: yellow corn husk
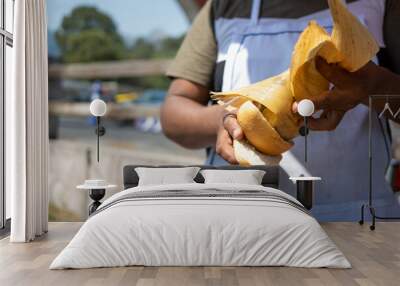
[[329, 0, 379, 71], [237, 101, 293, 156], [290, 21, 343, 101], [211, 0, 379, 165], [212, 71, 301, 141]]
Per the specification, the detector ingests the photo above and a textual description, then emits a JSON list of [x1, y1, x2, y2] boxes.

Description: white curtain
[[8, 0, 49, 242]]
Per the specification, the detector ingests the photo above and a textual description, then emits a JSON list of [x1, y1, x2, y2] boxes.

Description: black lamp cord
[[97, 116, 100, 162], [304, 117, 308, 163]]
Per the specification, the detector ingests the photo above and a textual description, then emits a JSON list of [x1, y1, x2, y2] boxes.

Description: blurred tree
[[129, 35, 184, 59], [124, 35, 184, 89], [55, 6, 125, 63], [154, 36, 184, 58], [129, 38, 155, 59], [55, 7, 186, 90]]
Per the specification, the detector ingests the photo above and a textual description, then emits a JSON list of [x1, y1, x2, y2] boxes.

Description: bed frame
[[123, 165, 279, 189]]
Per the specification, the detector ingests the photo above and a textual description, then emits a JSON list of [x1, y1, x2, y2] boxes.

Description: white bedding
[[50, 183, 350, 269]]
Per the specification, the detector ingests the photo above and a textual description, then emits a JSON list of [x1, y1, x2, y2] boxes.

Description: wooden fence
[[48, 59, 172, 79], [49, 101, 160, 119]]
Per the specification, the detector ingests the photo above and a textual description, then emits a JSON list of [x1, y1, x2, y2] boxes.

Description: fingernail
[[233, 129, 241, 139], [292, 102, 298, 113]]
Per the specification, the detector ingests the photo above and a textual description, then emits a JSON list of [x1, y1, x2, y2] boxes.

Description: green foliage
[[54, 5, 185, 89], [128, 36, 184, 59], [60, 29, 125, 63], [128, 38, 155, 59], [154, 36, 184, 58], [56, 6, 125, 63], [121, 76, 170, 90], [55, 5, 184, 64], [138, 76, 170, 89]]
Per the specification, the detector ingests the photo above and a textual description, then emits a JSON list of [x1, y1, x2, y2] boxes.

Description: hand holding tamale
[[211, 0, 379, 166]]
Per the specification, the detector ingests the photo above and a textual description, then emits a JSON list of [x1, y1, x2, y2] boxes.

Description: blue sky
[[47, 0, 190, 41]]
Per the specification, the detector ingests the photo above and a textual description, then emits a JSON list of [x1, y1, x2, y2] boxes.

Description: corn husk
[[211, 0, 379, 165], [290, 21, 343, 101], [329, 0, 379, 71], [237, 101, 293, 156], [212, 71, 301, 141], [233, 140, 282, 166]]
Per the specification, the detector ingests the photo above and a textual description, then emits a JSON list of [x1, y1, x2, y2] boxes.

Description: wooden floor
[[0, 222, 399, 286]]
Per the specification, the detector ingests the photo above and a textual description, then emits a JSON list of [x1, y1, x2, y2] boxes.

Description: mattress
[[50, 183, 350, 269]]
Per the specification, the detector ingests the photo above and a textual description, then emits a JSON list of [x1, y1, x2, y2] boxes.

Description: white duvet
[[50, 183, 350, 269]]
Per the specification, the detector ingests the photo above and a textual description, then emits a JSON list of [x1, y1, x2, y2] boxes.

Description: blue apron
[[207, 0, 400, 221]]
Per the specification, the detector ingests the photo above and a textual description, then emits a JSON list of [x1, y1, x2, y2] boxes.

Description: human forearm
[[161, 93, 224, 149]]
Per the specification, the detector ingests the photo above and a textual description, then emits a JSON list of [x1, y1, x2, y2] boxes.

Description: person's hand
[[308, 109, 346, 131], [215, 110, 244, 164], [293, 57, 380, 131], [312, 56, 378, 110]]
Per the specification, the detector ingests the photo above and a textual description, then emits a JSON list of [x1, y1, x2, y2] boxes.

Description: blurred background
[[47, 0, 207, 221], [46, 0, 400, 222]]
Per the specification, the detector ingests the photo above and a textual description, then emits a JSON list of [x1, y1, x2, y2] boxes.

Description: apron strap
[[250, 0, 262, 26]]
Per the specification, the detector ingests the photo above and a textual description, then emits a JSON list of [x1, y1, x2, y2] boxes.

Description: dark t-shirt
[[166, 0, 400, 89]]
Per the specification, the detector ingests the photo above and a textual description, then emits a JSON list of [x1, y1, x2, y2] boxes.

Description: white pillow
[[200, 169, 266, 185], [135, 167, 200, 186]]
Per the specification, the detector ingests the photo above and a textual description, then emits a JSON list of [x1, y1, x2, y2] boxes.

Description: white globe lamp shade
[[90, 99, 107, 117], [298, 99, 315, 117]]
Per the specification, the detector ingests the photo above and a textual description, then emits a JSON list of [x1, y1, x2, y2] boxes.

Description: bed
[[50, 165, 350, 269]]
